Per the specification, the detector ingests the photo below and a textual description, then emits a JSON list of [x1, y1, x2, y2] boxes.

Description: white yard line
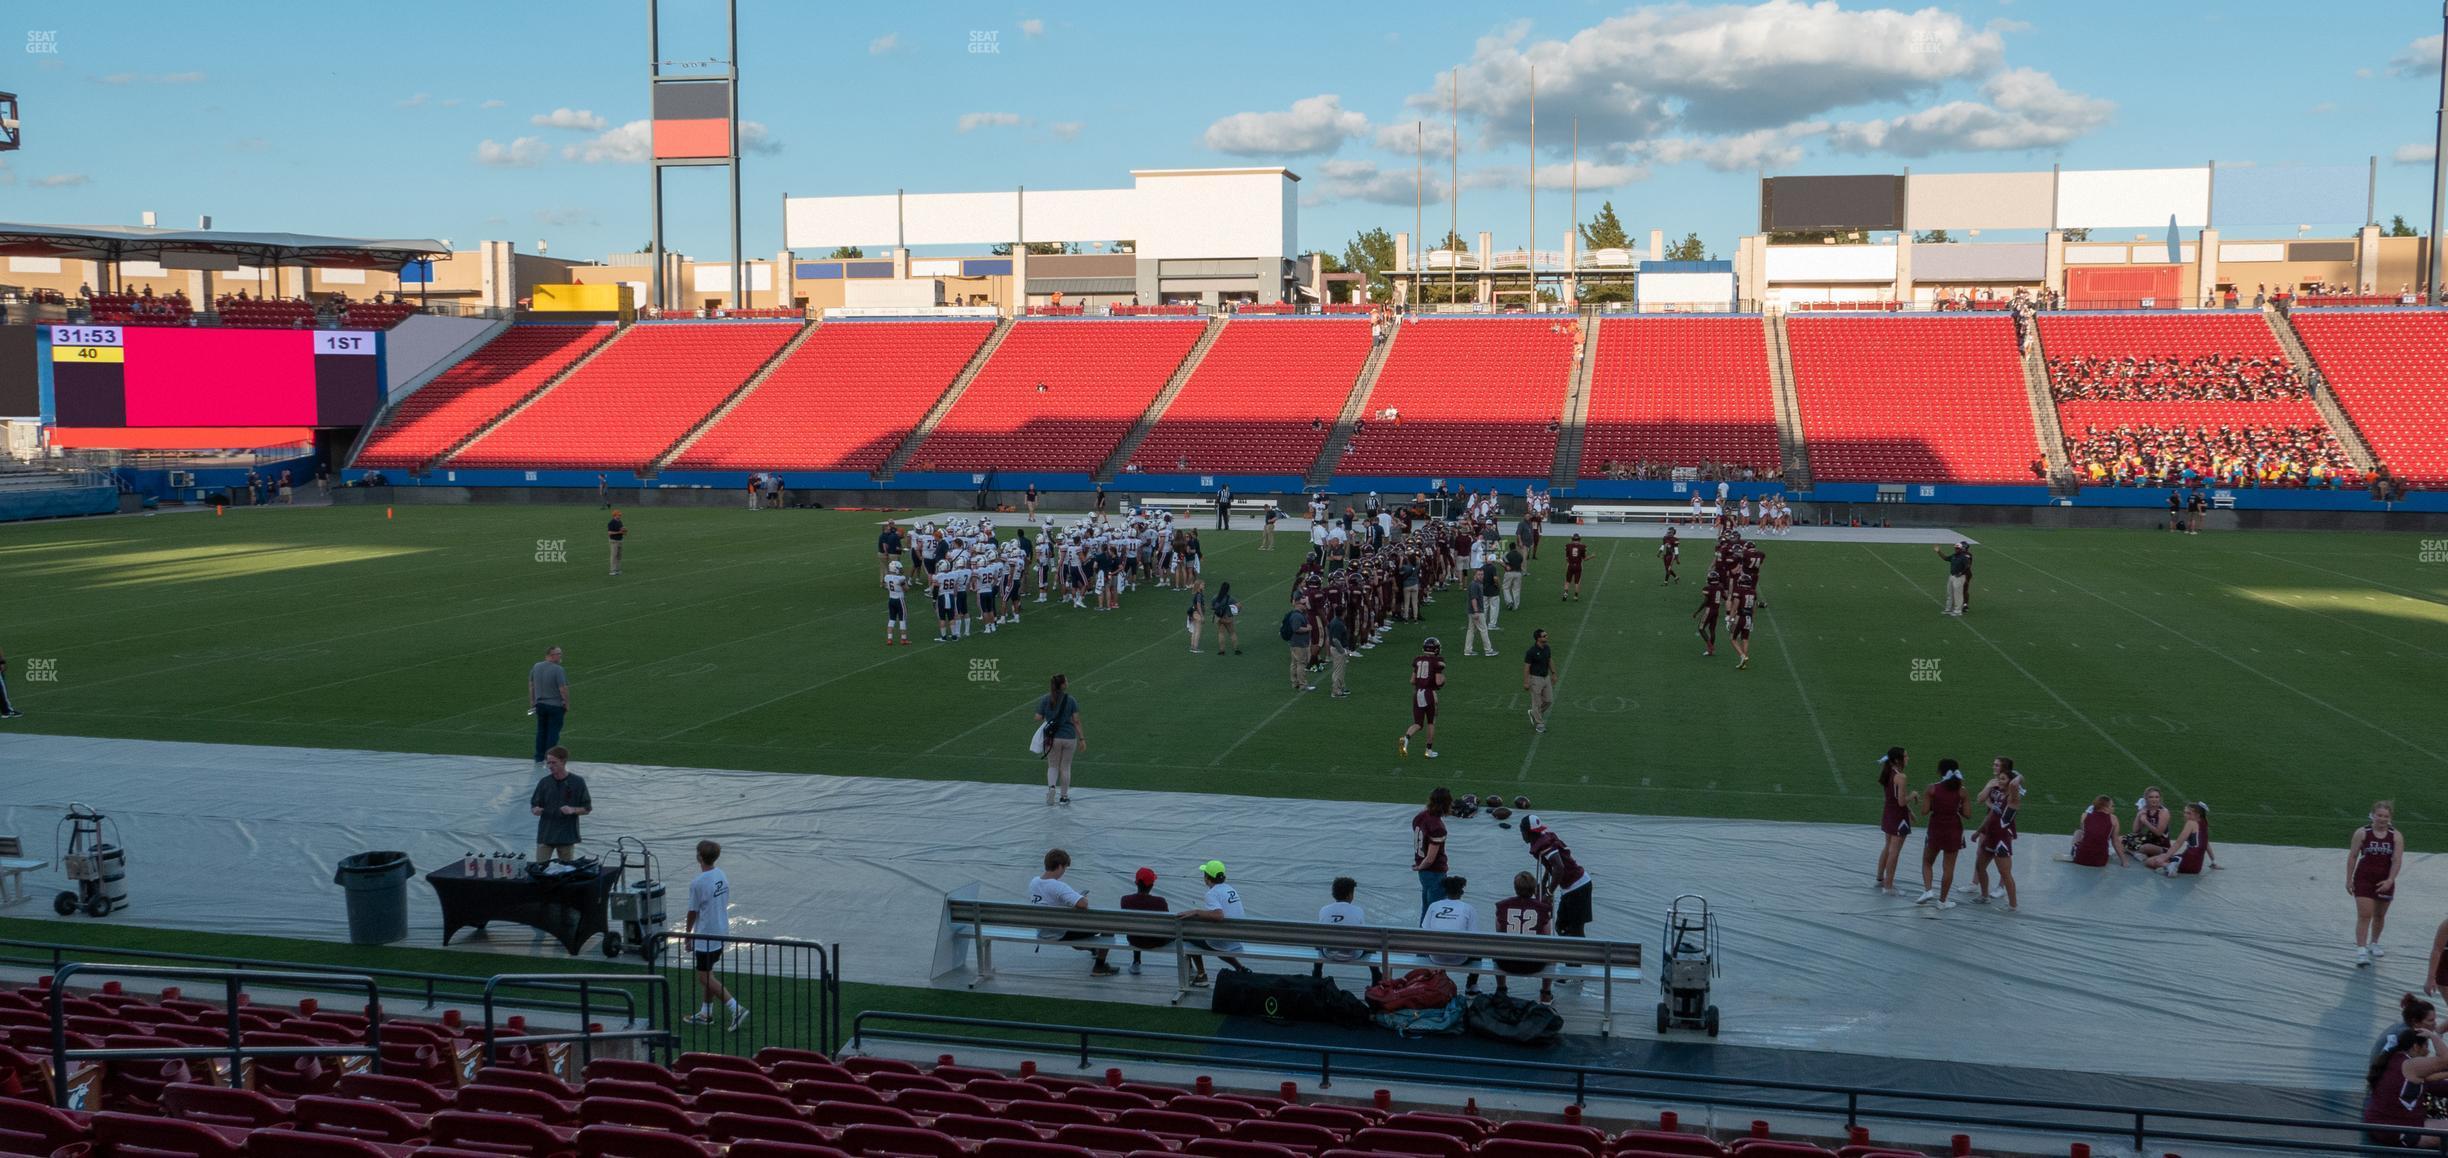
[[1518, 540, 1617, 780]]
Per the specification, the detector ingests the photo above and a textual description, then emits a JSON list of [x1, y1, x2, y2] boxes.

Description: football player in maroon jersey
[[1399, 637, 1447, 759]]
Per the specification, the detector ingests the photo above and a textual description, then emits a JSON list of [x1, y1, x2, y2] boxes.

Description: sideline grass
[[6, 505, 2446, 846]]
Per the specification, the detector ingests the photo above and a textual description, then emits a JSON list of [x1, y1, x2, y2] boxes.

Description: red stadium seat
[[1131, 318, 1372, 474], [1051, 1124, 1172, 1153], [239, 1128, 407, 1158], [425, 1108, 574, 1155], [1346, 1128, 1468, 1158], [1786, 316, 2038, 483], [1488, 1120, 1606, 1153], [1610, 1130, 1729, 1158], [1184, 1139, 1305, 1158], [2291, 310, 2448, 484], [333, 1073, 454, 1113], [976, 1141, 1097, 1158], [162, 1082, 293, 1130], [577, 1097, 705, 1136], [574, 1123, 716, 1158], [725, 1142, 852, 1158], [355, 325, 614, 469], [456, 1085, 574, 1126], [1337, 318, 1575, 479], [908, 319, 1207, 473], [787, 1079, 888, 1109], [839, 1123, 966, 1158], [0, 1097, 90, 1155], [1230, 1118, 1344, 1151], [689, 1090, 802, 1122], [450, 322, 803, 472], [292, 1096, 426, 1145], [931, 1113, 1050, 1144], [707, 1113, 832, 1146], [675, 320, 997, 473], [1059, 1086, 1158, 1112], [89, 1110, 246, 1158], [1579, 317, 1780, 478]]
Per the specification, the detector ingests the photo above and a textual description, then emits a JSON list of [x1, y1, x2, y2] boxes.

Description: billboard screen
[[46, 326, 383, 431]]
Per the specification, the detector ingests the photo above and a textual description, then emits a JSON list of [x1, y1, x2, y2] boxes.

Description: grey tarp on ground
[[0, 733, 2412, 1096]]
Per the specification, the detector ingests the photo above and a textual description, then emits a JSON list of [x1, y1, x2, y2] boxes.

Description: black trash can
[[334, 851, 416, 945]]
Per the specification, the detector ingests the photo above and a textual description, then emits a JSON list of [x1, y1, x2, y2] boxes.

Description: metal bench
[[0, 836, 47, 906], [940, 894, 1641, 1033], [1565, 503, 1714, 524]]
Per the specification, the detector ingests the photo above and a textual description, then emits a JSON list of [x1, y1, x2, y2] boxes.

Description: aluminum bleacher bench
[[1127, 497, 1283, 519], [941, 894, 1641, 1033], [0, 837, 46, 906], [1564, 503, 1715, 524]]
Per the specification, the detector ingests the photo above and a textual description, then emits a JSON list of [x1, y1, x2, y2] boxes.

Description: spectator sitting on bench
[[1181, 860, 1249, 986], [1028, 848, 1119, 978], [1313, 876, 1383, 987], [1420, 875, 1481, 994], [1118, 866, 1172, 977]]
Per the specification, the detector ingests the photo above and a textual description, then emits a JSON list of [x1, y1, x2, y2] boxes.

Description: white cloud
[[957, 111, 1025, 133], [480, 99, 507, 110], [2392, 34, 2441, 77], [1049, 121, 1083, 141], [96, 71, 205, 86], [396, 92, 430, 109], [32, 172, 88, 188], [2395, 143, 2436, 166], [440, 97, 463, 108], [1019, 18, 1045, 37], [1311, 158, 1437, 205], [1409, 1, 2002, 146], [475, 136, 548, 167], [563, 119, 778, 162], [1203, 94, 1370, 157], [1457, 162, 1650, 193], [1373, 120, 1456, 156], [531, 107, 607, 132], [1642, 124, 1827, 171], [533, 207, 597, 228], [1987, 17, 2033, 35], [1827, 68, 2110, 156], [868, 33, 900, 55]]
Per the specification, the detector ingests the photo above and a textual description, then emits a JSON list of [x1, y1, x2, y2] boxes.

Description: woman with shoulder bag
[[1035, 674, 1085, 806]]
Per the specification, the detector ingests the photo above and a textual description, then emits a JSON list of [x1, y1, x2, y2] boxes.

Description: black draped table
[[425, 861, 617, 955]]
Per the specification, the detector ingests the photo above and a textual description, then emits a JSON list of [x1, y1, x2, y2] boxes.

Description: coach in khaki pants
[[1326, 611, 1353, 697], [607, 509, 627, 576], [1523, 629, 1556, 734], [1935, 541, 1969, 616], [1282, 602, 1313, 691]]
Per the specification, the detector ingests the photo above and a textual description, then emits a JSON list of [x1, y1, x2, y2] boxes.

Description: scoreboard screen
[[47, 326, 384, 428]]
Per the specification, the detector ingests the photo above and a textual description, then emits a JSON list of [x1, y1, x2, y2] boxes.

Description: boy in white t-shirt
[[1181, 860, 1247, 986], [1418, 874, 1482, 993], [684, 840, 749, 1030], [1312, 876, 1382, 987], [1027, 848, 1119, 977]]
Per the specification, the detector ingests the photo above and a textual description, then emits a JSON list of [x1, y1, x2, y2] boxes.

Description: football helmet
[[1421, 636, 1443, 653]]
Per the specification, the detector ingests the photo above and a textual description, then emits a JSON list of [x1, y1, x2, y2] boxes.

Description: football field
[[6, 503, 2445, 849]]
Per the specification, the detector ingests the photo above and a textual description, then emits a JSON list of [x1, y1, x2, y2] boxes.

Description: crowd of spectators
[[2047, 354, 2308, 402], [1596, 458, 1769, 482], [2063, 423, 2361, 488]]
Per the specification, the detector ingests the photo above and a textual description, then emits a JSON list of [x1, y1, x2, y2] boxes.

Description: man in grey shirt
[[529, 647, 569, 770], [529, 746, 591, 861]]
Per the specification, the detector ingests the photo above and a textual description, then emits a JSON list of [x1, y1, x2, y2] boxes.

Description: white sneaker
[[728, 1005, 752, 1031], [683, 1010, 715, 1026], [1937, 900, 1957, 910], [1970, 894, 1990, 905], [2374, 945, 2388, 959], [1989, 886, 2007, 899], [2358, 946, 2373, 968], [1914, 889, 1937, 905]]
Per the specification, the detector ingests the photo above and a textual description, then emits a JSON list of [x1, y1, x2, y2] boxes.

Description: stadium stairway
[[341, 315, 513, 467], [1764, 316, 1811, 490], [2264, 307, 2381, 476], [879, 317, 1015, 481], [1305, 319, 1400, 487], [650, 320, 821, 474], [1548, 318, 1599, 489], [418, 324, 622, 474], [1094, 315, 1227, 483], [2016, 325, 2076, 492]]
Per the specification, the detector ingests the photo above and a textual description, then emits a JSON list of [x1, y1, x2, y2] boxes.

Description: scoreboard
[[44, 325, 385, 431]]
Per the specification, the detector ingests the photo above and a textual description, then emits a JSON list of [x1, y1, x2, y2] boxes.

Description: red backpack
[[1364, 968, 1457, 1011]]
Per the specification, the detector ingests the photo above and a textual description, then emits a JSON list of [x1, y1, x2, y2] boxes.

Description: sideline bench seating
[[1563, 504, 1718, 524], [0, 837, 43, 906], [1126, 498, 1285, 520], [943, 898, 1641, 1034]]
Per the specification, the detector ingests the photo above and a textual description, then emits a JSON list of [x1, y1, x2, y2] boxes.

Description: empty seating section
[[675, 322, 995, 473], [1130, 320, 1371, 474], [452, 322, 800, 471], [1578, 318, 1778, 478], [1336, 319, 1574, 478], [1786, 317, 2037, 483], [2291, 311, 2448, 484], [215, 297, 320, 329], [341, 302, 421, 330], [355, 326, 612, 469], [912, 320, 1204, 473], [0, 975, 1986, 1158]]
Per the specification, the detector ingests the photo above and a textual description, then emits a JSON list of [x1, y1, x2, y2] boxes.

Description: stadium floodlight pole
[[1449, 67, 1458, 308], [1414, 121, 1422, 309], [2432, 0, 2447, 300], [729, 0, 743, 312], [647, 0, 662, 313], [1529, 62, 1536, 306]]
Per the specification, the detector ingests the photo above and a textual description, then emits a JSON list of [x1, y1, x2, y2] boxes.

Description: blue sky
[[3, 1, 2443, 263]]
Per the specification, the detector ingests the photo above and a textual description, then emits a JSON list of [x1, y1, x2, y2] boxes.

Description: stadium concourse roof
[[0, 221, 446, 268]]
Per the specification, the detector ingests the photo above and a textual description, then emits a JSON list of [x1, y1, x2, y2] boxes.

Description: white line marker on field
[[1518, 540, 1617, 781]]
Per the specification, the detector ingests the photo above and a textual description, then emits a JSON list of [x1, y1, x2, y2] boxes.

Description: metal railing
[[851, 1012, 2431, 1156], [644, 932, 841, 1058], [479, 971, 672, 1071], [48, 962, 386, 1108], [0, 937, 636, 1023]]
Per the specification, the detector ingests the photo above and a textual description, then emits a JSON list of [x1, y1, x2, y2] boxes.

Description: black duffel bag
[[1464, 991, 1564, 1047], [1211, 969, 1371, 1027]]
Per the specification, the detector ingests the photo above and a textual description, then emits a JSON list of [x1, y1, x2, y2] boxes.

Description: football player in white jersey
[[884, 561, 911, 645]]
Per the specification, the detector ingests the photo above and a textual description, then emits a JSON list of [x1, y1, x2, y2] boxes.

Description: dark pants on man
[[533, 703, 565, 761], [1217, 503, 1231, 529]]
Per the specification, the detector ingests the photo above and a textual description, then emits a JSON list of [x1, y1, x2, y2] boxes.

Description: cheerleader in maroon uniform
[[2068, 794, 2126, 868], [2354, 802, 2408, 968], [1914, 761, 1968, 908], [2126, 787, 2174, 859], [1965, 757, 2023, 910], [2145, 802, 2215, 876], [2363, 1025, 2448, 1149], [1873, 747, 1912, 893]]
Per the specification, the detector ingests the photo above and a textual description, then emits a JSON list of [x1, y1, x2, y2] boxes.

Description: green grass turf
[[7, 503, 2447, 847]]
